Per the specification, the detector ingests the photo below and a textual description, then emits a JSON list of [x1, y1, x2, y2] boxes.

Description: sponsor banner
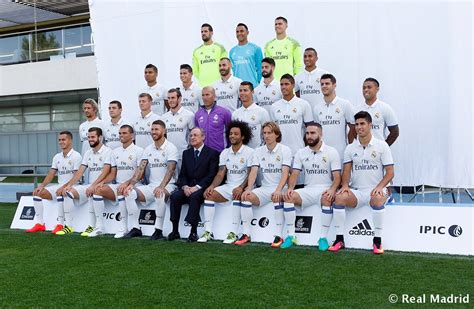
[[10, 197, 473, 255]]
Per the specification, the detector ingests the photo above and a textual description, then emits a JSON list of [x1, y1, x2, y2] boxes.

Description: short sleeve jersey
[[294, 67, 329, 107], [355, 99, 398, 141], [133, 111, 161, 149], [110, 144, 144, 183], [219, 144, 254, 185], [251, 143, 292, 187], [103, 117, 133, 150], [181, 83, 202, 113], [81, 145, 112, 184], [161, 107, 195, 154], [292, 143, 341, 187], [213, 75, 243, 112], [271, 96, 314, 155], [79, 118, 105, 156], [51, 149, 82, 184], [140, 83, 168, 116], [343, 137, 394, 190], [141, 139, 179, 185], [232, 103, 271, 149], [313, 96, 355, 159], [254, 79, 282, 114]]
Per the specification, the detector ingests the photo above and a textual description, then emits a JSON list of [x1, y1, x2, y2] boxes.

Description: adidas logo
[[349, 219, 375, 236]]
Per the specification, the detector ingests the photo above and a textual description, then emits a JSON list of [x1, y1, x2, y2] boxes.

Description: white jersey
[[251, 143, 292, 187], [133, 111, 161, 149], [79, 118, 105, 156], [103, 117, 133, 150], [254, 79, 282, 114], [110, 144, 144, 183], [181, 83, 202, 113], [292, 143, 341, 187], [142, 139, 179, 185], [355, 99, 398, 141], [219, 144, 254, 185], [232, 103, 271, 149], [213, 75, 243, 112], [162, 107, 194, 154], [294, 67, 329, 107], [271, 96, 314, 155], [81, 145, 112, 184], [140, 82, 168, 116], [51, 149, 82, 184], [314, 96, 355, 158], [343, 137, 394, 190]]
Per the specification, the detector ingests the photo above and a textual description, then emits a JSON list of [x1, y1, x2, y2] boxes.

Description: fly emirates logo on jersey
[[354, 158, 379, 171]]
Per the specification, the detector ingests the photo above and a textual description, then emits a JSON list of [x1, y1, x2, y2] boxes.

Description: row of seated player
[[27, 111, 393, 255]]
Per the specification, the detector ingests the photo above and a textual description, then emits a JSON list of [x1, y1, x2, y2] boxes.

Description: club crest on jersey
[[240, 157, 245, 164], [335, 108, 341, 114], [99, 157, 103, 162], [213, 114, 219, 121], [156, 92, 160, 97], [68, 160, 72, 165], [292, 108, 297, 113], [371, 151, 377, 158], [374, 112, 380, 119], [162, 152, 166, 157], [128, 155, 133, 161], [272, 90, 276, 95], [179, 117, 183, 122], [322, 156, 328, 163], [251, 115, 256, 121], [276, 155, 281, 162], [147, 122, 151, 126], [191, 93, 195, 97], [316, 77, 321, 83]]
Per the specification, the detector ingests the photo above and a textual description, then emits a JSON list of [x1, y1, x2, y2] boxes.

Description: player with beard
[[192, 23, 227, 87], [79, 99, 104, 156], [283, 124, 341, 249], [122, 120, 179, 240], [62, 127, 112, 237], [213, 58, 242, 112], [254, 57, 282, 114]]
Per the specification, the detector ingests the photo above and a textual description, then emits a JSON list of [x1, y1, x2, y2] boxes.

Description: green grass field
[[0, 203, 472, 308]]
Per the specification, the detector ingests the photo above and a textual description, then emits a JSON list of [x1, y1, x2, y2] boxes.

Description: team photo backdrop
[[88, 0, 473, 188]]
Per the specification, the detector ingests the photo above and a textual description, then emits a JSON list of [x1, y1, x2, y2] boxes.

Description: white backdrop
[[89, 0, 473, 188]]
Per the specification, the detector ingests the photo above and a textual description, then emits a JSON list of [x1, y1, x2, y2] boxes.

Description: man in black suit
[[168, 127, 220, 242]]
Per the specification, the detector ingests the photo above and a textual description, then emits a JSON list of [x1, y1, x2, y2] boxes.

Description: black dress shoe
[[123, 227, 142, 238], [187, 232, 199, 242], [150, 229, 165, 240], [167, 231, 181, 241]]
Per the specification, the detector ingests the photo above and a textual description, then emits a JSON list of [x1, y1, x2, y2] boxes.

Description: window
[[0, 107, 22, 132], [24, 106, 51, 131]]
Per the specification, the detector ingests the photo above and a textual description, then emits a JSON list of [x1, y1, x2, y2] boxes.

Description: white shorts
[[252, 186, 277, 206], [71, 184, 90, 205], [214, 183, 240, 201], [294, 186, 326, 208], [352, 187, 388, 208], [44, 184, 62, 201], [135, 183, 177, 205]]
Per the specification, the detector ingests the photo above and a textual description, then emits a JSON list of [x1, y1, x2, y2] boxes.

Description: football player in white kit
[[254, 57, 282, 114], [213, 58, 243, 112], [90, 125, 143, 238], [161, 88, 194, 172], [332, 111, 394, 254], [122, 120, 179, 240], [26, 131, 82, 234], [198, 120, 254, 244], [79, 98, 104, 156], [295, 48, 329, 108], [103, 100, 132, 150], [314, 73, 356, 159], [141, 64, 168, 116], [179, 64, 202, 113], [62, 127, 113, 237], [283, 124, 341, 249], [241, 122, 292, 247], [133, 93, 162, 149], [232, 81, 270, 149], [356, 78, 399, 146]]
